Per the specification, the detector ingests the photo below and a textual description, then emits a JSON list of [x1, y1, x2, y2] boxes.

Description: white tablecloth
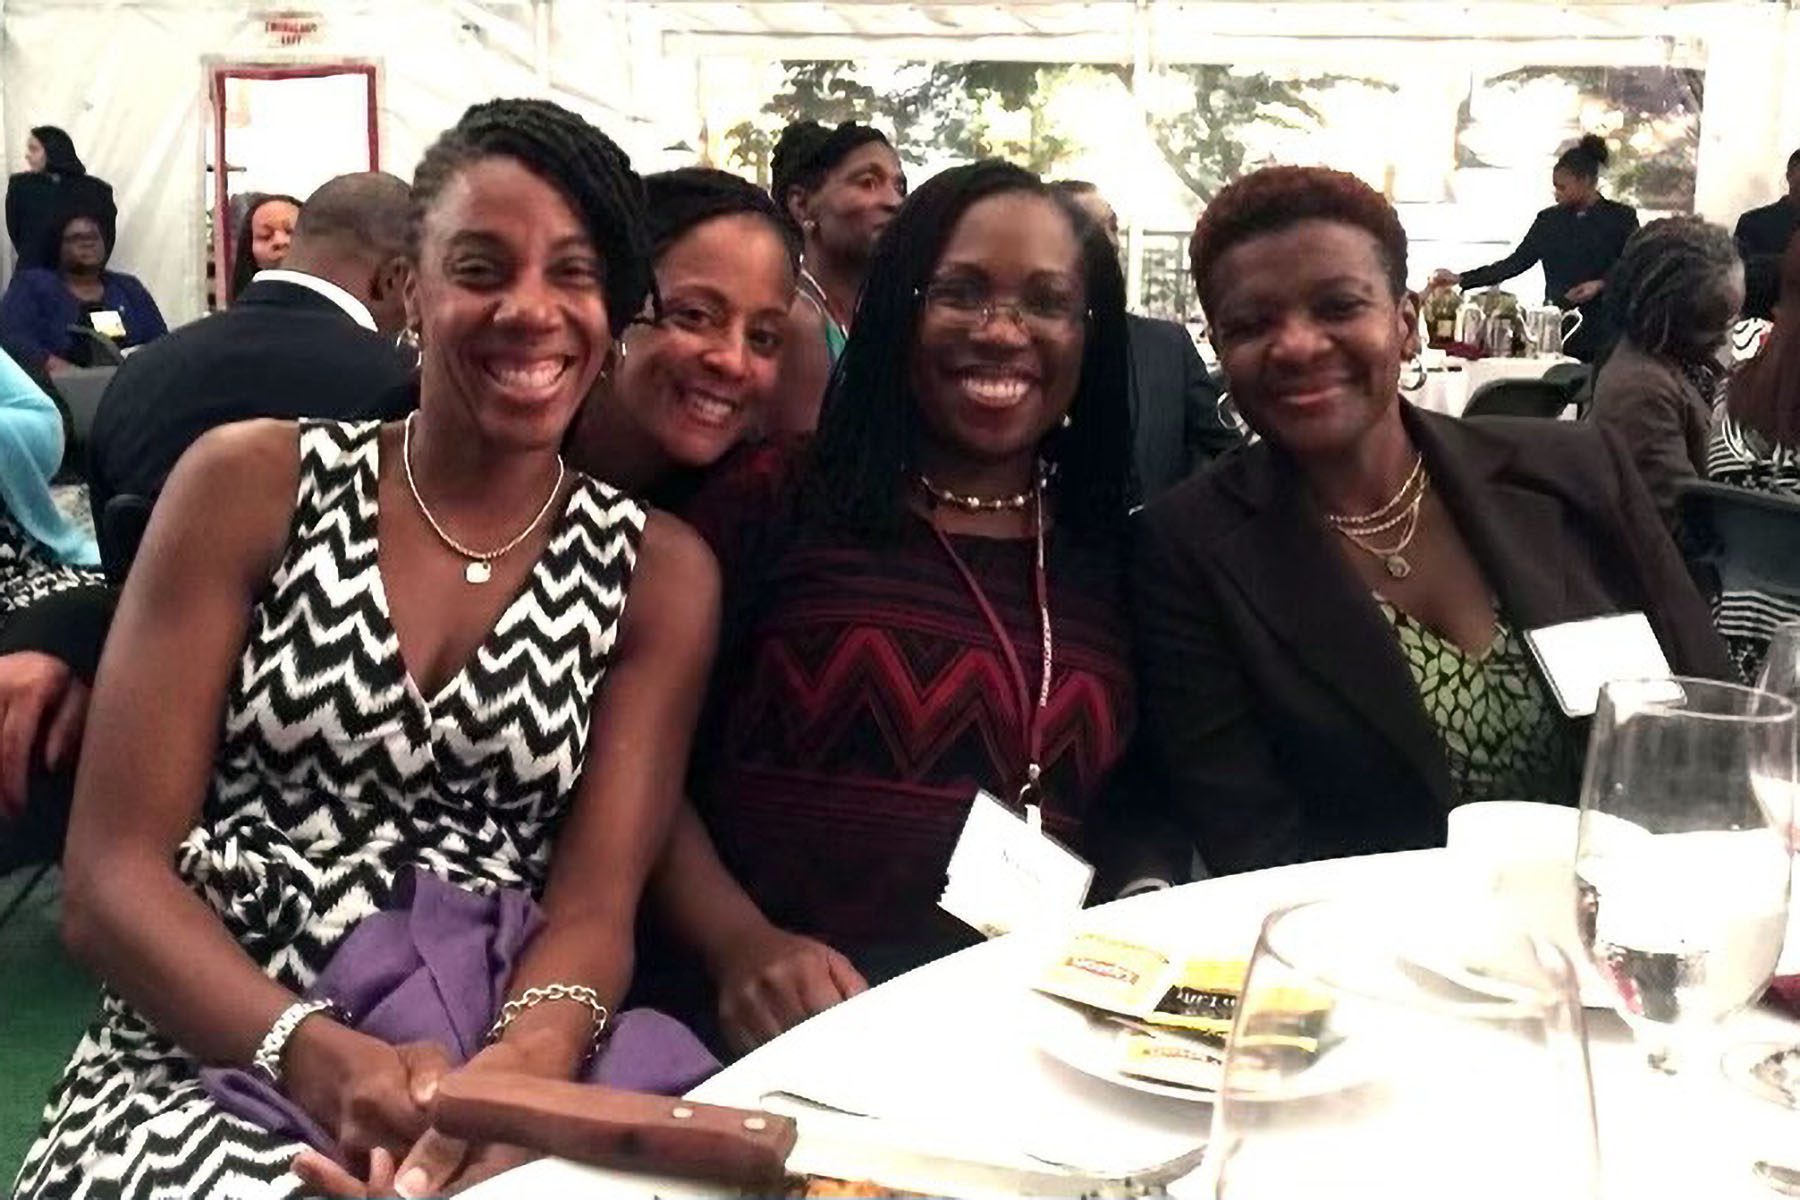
[[466, 850, 1800, 1200], [1414, 355, 1578, 419]]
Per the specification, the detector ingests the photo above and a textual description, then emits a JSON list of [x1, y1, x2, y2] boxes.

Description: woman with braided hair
[[12, 98, 720, 1199], [764, 119, 906, 435], [1590, 215, 1744, 526], [567, 166, 798, 511]]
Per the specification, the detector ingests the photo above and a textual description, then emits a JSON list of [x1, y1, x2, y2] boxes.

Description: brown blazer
[[1588, 338, 1712, 527], [1130, 404, 1731, 876]]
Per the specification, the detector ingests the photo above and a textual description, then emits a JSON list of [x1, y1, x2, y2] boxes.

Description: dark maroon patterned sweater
[[683, 444, 1136, 958]]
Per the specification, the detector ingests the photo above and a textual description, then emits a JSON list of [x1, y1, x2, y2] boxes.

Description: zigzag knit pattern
[[13, 419, 643, 1199]]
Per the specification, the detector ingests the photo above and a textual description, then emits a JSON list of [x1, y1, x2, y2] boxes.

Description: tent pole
[[533, 0, 552, 90], [1127, 0, 1150, 314]]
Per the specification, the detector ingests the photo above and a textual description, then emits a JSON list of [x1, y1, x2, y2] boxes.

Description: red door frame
[[208, 63, 380, 307]]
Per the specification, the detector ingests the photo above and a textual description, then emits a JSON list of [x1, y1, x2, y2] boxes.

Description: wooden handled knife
[[431, 1072, 798, 1187]]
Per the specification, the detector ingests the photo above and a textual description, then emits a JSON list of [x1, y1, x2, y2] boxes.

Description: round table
[[466, 851, 1800, 1200], [1413, 355, 1578, 419]]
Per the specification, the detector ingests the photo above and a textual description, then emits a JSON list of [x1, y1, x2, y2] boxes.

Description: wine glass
[[1574, 677, 1795, 1076], [1209, 895, 1599, 1200]]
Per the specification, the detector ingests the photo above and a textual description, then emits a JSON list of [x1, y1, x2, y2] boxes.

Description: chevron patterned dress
[[13, 420, 644, 1200]]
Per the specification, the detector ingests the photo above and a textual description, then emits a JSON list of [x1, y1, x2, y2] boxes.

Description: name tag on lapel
[[1523, 612, 1672, 717], [90, 309, 126, 340]]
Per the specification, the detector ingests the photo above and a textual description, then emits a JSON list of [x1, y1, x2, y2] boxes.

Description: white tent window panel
[[1, 0, 1796, 321]]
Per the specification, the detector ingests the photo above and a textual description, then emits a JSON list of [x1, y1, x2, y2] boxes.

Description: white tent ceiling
[[1, 0, 1795, 323]]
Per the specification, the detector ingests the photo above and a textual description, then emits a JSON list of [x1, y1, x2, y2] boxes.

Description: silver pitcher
[[1521, 305, 1583, 357]]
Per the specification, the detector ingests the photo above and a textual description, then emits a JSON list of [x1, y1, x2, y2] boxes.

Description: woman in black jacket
[[5, 126, 116, 270], [1434, 134, 1637, 361], [1134, 165, 1728, 876]]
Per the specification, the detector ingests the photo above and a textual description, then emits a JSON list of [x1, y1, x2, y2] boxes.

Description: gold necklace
[[914, 469, 1034, 513], [1324, 457, 1426, 533], [1334, 477, 1429, 579], [403, 413, 566, 584]]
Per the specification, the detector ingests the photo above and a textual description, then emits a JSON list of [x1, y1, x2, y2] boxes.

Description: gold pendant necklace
[[403, 413, 565, 584]]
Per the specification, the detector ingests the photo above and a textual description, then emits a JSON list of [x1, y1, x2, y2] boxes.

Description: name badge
[[90, 309, 126, 340], [1523, 612, 1672, 717], [940, 790, 1094, 939]]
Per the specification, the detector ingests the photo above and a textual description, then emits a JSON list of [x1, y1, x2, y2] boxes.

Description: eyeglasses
[[62, 231, 102, 247], [918, 279, 1088, 335]]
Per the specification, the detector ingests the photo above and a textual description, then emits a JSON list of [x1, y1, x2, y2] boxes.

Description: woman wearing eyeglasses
[[643, 160, 1137, 1054]]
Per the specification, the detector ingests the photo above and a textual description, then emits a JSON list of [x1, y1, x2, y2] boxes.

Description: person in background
[[91, 172, 413, 525], [1054, 179, 1241, 504], [651, 160, 1137, 1054], [0, 208, 165, 372], [1706, 236, 1800, 679], [567, 166, 798, 511], [1432, 134, 1637, 362], [0, 346, 102, 872], [1735, 148, 1800, 322], [12, 97, 718, 1200], [0, 172, 416, 878], [5, 126, 116, 270], [764, 120, 905, 435], [1589, 216, 1744, 528], [1134, 166, 1727, 877], [227, 192, 303, 303]]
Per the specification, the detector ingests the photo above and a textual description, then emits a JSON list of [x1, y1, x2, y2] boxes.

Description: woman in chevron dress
[[13, 99, 720, 1200]]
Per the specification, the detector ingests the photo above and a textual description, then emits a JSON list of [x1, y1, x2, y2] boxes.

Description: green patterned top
[[1377, 601, 1581, 807]]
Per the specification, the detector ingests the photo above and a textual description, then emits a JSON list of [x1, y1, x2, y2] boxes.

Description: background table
[[1414, 355, 1578, 419], [467, 850, 1800, 1200]]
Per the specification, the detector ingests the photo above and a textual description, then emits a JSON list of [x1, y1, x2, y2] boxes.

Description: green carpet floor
[[0, 868, 98, 1187]]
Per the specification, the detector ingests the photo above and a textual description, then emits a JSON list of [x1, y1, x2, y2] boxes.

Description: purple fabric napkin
[[200, 868, 719, 1163]]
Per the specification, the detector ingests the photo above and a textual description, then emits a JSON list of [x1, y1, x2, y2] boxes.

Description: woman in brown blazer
[[1132, 167, 1730, 877]]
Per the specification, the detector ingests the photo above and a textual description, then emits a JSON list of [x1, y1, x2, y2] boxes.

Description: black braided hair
[[769, 120, 891, 229], [410, 98, 654, 332], [645, 166, 799, 274], [1608, 215, 1742, 360], [1555, 133, 1611, 183], [805, 159, 1133, 542]]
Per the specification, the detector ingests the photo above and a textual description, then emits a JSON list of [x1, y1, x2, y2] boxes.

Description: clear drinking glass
[[1209, 895, 1599, 1200], [1574, 677, 1795, 1075]]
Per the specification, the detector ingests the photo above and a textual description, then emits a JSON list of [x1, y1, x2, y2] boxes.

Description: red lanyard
[[928, 474, 1054, 814]]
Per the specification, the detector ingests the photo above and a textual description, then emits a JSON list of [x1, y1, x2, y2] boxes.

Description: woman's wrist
[[280, 1012, 359, 1111]]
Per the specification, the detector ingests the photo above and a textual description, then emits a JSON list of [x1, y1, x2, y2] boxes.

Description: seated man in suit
[[1054, 181, 1241, 505], [1735, 148, 1800, 322], [0, 171, 415, 871], [87, 170, 415, 523]]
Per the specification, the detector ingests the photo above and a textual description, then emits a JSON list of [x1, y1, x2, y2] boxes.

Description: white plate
[[1024, 990, 1219, 1103]]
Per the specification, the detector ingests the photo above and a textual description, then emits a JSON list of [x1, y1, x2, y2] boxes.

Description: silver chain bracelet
[[252, 998, 342, 1084], [486, 983, 611, 1061]]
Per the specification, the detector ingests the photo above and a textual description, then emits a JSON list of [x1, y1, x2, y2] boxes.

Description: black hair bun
[[1576, 134, 1610, 168]]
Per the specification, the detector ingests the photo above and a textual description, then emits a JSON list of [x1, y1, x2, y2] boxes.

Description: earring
[[395, 326, 421, 369], [803, 219, 818, 234], [1060, 414, 1073, 429], [1216, 390, 1249, 438], [1399, 354, 1426, 393]]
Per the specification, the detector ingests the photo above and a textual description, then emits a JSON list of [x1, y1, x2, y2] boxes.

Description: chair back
[[1541, 362, 1595, 418], [1675, 479, 1800, 603], [63, 326, 125, 368], [1463, 379, 1573, 420], [99, 493, 153, 585]]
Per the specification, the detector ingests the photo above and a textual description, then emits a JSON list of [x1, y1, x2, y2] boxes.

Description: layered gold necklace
[[1324, 457, 1429, 579]]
